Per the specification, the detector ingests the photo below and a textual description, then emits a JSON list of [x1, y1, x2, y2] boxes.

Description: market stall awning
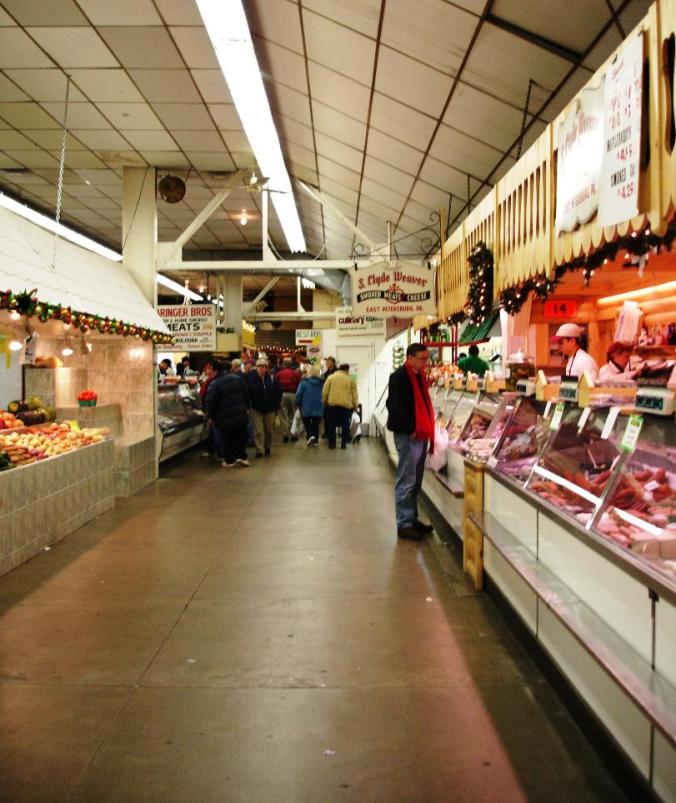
[[0, 206, 168, 336], [458, 311, 500, 344]]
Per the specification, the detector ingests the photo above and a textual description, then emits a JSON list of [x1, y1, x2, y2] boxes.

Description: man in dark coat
[[386, 343, 435, 540], [206, 358, 251, 467], [247, 357, 280, 457]]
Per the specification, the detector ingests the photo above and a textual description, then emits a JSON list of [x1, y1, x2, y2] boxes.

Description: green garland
[[0, 288, 173, 345], [465, 241, 493, 324]]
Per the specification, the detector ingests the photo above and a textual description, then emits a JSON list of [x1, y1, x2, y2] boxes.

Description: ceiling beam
[[485, 13, 583, 64], [161, 258, 359, 272]]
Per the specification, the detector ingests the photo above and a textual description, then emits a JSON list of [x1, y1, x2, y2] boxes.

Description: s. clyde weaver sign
[[351, 261, 435, 318], [157, 304, 216, 351]]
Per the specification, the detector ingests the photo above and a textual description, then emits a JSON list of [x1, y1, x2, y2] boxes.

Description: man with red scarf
[[386, 343, 435, 540]]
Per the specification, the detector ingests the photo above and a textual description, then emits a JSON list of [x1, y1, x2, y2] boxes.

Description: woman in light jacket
[[295, 363, 324, 446]]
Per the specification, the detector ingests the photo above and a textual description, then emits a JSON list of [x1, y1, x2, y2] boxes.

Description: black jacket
[[386, 366, 424, 434], [205, 373, 250, 430], [247, 371, 280, 413]]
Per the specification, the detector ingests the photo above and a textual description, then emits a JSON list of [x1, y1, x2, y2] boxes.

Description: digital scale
[[515, 378, 536, 396], [635, 386, 676, 416], [559, 379, 579, 402]]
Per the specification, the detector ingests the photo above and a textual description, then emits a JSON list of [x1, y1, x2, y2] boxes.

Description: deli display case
[[490, 396, 553, 482], [157, 383, 207, 462]]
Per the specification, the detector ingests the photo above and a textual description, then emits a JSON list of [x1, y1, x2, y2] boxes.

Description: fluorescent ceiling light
[[301, 277, 316, 290], [0, 192, 122, 262], [157, 273, 203, 302], [195, 0, 306, 253]]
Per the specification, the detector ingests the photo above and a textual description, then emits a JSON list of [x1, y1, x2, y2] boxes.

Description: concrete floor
[[0, 439, 628, 802]]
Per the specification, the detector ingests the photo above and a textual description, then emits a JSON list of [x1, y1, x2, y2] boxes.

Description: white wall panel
[[483, 476, 537, 553], [484, 541, 537, 631]]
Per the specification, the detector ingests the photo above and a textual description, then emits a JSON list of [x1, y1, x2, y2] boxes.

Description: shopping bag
[[290, 409, 304, 437], [425, 426, 448, 472], [350, 411, 361, 438]]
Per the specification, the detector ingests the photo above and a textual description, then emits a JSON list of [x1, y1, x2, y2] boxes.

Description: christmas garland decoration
[[465, 241, 493, 324], [1, 288, 174, 345], [498, 223, 676, 315]]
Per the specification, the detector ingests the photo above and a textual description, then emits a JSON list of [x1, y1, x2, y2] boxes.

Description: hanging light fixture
[[8, 337, 23, 352], [239, 210, 248, 226]]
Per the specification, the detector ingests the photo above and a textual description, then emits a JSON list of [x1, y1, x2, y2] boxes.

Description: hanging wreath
[[465, 241, 493, 324]]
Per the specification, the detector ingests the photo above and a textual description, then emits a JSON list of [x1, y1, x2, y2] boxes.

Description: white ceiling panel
[[191, 70, 233, 104], [249, 0, 303, 54], [27, 27, 118, 68], [287, 162, 317, 185], [76, 0, 162, 25], [358, 195, 402, 224], [317, 156, 361, 191], [366, 128, 422, 176], [382, 0, 476, 76], [313, 132, 361, 173], [41, 101, 110, 128], [170, 27, 219, 69], [209, 104, 242, 130], [376, 47, 450, 118], [463, 23, 571, 111], [256, 40, 308, 94], [402, 197, 438, 226], [4, 149, 59, 167], [128, 69, 202, 104], [75, 168, 121, 186], [0, 7, 13, 25], [0, 73, 27, 101], [22, 130, 87, 150], [0, 102, 59, 128], [362, 157, 413, 196], [303, 12, 376, 84], [231, 151, 257, 170], [308, 62, 370, 120], [0, 0, 87, 25], [184, 152, 236, 171], [154, 0, 203, 25], [0, 129, 37, 148], [171, 130, 223, 152], [430, 123, 504, 178], [303, 0, 382, 40], [275, 114, 316, 151], [99, 27, 183, 68], [220, 132, 251, 152], [312, 103, 366, 150], [280, 139, 315, 172], [0, 28, 55, 68], [153, 103, 214, 131], [52, 150, 106, 168], [266, 81, 312, 127], [369, 93, 436, 148], [419, 156, 469, 199], [3, 69, 86, 102], [69, 69, 145, 102], [95, 102, 164, 130], [316, 177, 359, 206], [121, 130, 176, 150], [360, 177, 407, 210]]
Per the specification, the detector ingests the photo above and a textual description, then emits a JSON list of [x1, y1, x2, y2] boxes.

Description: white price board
[[598, 34, 643, 226], [352, 260, 436, 318], [555, 82, 605, 234], [157, 304, 216, 351], [295, 329, 322, 346]]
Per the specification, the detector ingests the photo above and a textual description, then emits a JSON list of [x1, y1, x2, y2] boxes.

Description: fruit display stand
[[0, 425, 114, 576]]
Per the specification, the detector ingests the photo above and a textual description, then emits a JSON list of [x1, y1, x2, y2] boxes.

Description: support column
[[122, 167, 157, 304]]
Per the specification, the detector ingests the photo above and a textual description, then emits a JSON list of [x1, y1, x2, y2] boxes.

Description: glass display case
[[491, 397, 553, 482], [525, 406, 618, 526], [157, 383, 207, 461], [446, 390, 480, 444], [457, 393, 517, 461]]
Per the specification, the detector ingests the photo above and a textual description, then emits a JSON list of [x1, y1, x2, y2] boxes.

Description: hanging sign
[[598, 34, 643, 227], [543, 299, 577, 320], [295, 329, 322, 346], [157, 304, 216, 351], [335, 307, 386, 336], [555, 82, 605, 234], [352, 261, 436, 318]]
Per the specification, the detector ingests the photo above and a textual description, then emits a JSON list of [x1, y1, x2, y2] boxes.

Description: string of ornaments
[[0, 288, 173, 345]]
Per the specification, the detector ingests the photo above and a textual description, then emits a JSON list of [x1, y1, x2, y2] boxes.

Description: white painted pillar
[[122, 167, 157, 304]]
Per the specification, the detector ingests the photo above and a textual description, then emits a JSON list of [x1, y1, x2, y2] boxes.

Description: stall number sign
[[621, 413, 643, 452], [543, 299, 577, 320], [157, 304, 216, 351]]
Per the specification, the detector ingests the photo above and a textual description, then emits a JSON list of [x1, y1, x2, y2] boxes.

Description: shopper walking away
[[205, 359, 250, 468], [247, 358, 279, 457], [321, 356, 337, 438], [322, 363, 358, 450], [275, 357, 301, 442], [199, 362, 217, 457], [386, 343, 435, 541], [296, 363, 324, 446]]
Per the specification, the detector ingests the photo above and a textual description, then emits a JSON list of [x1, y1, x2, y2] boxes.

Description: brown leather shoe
[[397, 525, 424, 540]]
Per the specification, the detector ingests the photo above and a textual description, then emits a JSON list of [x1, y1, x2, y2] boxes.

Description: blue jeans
[[394, 433, 428, 529]]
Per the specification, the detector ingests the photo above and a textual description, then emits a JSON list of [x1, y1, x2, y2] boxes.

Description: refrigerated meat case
[[157, 383, 207, 462]]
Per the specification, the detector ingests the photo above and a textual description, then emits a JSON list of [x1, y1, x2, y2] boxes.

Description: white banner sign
[[336, 307, 386, 335], [598, 34, 643, 226], [352, 261, 436, 318], [157, 304, 216, 351], [295, 328, 322, 346], [555, 82, 605, 234]]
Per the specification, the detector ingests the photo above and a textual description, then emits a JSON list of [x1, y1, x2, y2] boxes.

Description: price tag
[[549, 402, 565, 431], [620, 414, 643, 452], [601, 406, 622, 440], [577, 407, 591, 431], [543, 401, 552, 418]]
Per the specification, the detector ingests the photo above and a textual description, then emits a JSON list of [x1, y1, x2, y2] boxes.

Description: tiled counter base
[[115, 435, 157, 498], [0, 440, 114, 577]]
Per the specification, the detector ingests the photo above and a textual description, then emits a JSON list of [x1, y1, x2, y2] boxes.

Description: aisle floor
[[0, 439, 628, 802]]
